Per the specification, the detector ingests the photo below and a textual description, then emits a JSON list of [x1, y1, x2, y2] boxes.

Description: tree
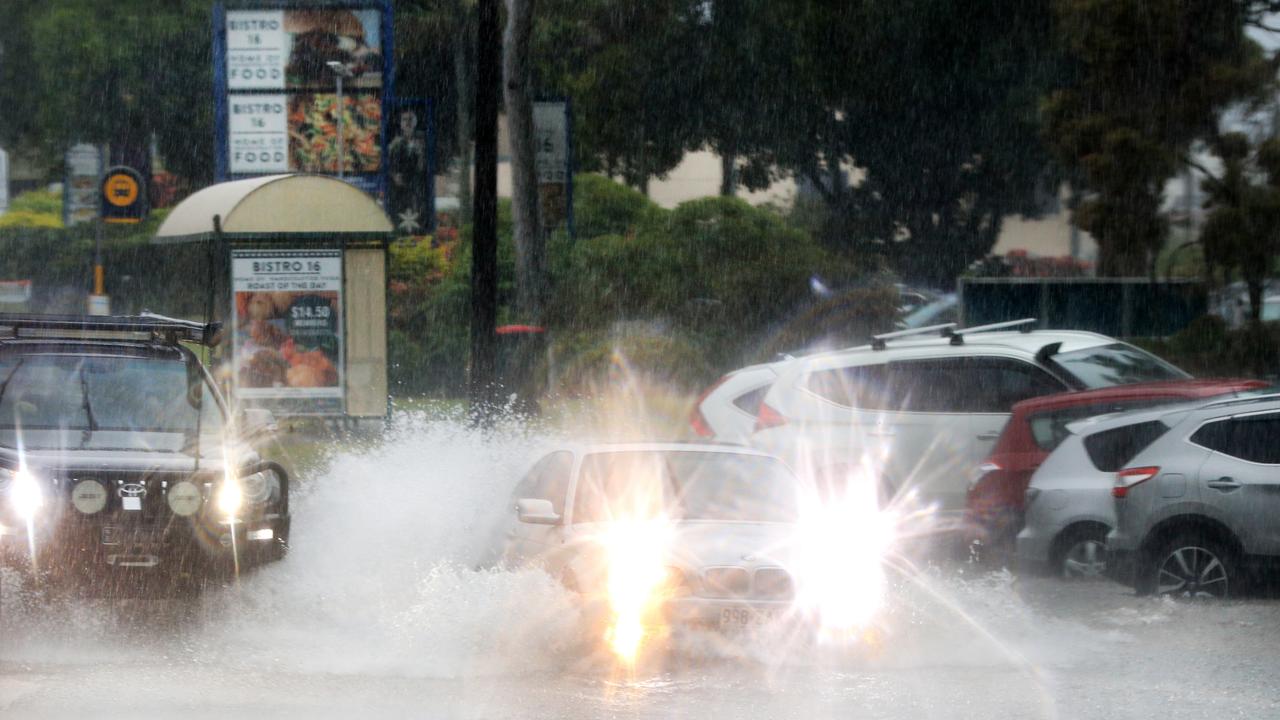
[[1044, 0, 1273, 276], [0, 0, 215, 183], [1199, 132, 1280, 321], [505, 0, 545, 322]]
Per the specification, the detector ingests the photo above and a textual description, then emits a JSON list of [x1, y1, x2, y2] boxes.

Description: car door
[[1191, 412, 1280, 555], [965, 357, 1069, 467], [881, 358, 976, 510], [505, 450, 574, 566]]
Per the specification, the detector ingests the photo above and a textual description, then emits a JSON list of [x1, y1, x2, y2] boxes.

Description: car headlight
[[215, 477, 243, 517], [239, 469, 280, 506], [8, 467, 44, 521]]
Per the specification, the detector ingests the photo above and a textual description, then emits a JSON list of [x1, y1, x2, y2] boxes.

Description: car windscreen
[[1052, 343, 1188, 388], [572, 451, 798, 523], [1081, 420, 1171, 472], [0, 354, 221, 448], [1028, 398, 1179, 452]]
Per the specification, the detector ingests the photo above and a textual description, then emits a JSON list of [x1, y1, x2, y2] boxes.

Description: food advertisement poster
[[216, 2, 389, 193], [231, 249, 344, 415], [226, 9, 383, 91]]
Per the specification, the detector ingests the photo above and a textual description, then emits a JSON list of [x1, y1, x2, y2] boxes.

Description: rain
[[3, 1, 1280, 718]]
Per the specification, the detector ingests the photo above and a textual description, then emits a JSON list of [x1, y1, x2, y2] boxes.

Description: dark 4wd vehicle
[[0, 313, 290, 596]]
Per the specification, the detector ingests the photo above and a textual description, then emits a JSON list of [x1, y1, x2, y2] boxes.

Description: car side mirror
[[516, 498, 561, 525], [239, 408, 278, 439]]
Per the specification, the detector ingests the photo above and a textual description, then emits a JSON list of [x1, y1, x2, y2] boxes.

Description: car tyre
[[1055, 526, 1109, 581], [1145, 532, 1236, 599]]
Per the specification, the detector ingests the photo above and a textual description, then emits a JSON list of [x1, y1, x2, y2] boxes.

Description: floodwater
[[3, 411, 1279, 719]]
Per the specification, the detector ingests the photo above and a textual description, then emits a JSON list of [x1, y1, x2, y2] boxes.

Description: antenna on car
[[947, 318, 1038, 345], [870, 322, 958, 351]]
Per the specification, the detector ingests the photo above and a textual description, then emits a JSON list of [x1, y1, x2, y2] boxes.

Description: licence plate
[[101, 526, 160, 546], [719, 607, 778, 630]]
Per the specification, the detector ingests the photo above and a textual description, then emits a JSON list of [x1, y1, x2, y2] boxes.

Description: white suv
[[750, 320, 1189, 514]]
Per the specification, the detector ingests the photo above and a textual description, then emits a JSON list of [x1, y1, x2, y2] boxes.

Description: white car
[[495, 443, 802, 634], [689, 359, 791, 441], [750, 320, 1190, 515]]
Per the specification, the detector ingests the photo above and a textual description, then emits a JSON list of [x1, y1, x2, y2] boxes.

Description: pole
[[469, 0, 500, 423], [336, 73, 345, 179]]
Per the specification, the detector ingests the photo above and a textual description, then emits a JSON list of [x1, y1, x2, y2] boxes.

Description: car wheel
[[1058, 527, 1109, 581], [1149, 534, 1235, 599]]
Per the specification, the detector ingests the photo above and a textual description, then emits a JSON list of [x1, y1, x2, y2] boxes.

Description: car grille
[[753, 567, 794, 600], [702, 567, 751, 597], [701, 567, 795, 599], [52, 470, 216, 525]]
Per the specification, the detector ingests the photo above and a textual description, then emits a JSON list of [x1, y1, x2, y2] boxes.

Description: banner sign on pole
[[64, 144, 104, 227], [533, 101, 571, 233], [100, 166, 148, 224], [215, 2, 393, 198], [231, 249, 345, 415], [0, 149, 8, 215], [387, 98, 433, 234]]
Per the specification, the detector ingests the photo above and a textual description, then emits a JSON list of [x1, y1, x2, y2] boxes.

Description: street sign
[[100, 166, 148, 224], [64, 143, 104, 227]]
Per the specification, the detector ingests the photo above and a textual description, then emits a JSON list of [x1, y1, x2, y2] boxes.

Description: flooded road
[[3, 412, 1279, 719]]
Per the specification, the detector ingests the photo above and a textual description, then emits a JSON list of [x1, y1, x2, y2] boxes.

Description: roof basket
[[0, 312, 222, 346], [947, 318, 1037, 345], [870, 322, 957, 351]]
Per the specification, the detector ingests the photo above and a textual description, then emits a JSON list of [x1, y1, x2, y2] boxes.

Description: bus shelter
[[155, 174, 392, 419]]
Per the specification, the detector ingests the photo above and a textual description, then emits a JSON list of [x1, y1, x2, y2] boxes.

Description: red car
[[964, 378, 1267, 560]]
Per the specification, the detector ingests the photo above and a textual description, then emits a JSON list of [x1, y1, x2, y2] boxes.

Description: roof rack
[[870, 322, 957, 351], [1196, 390, 1280, 412], [0, 312, 222, 346], [946, 318, 1037, 345]]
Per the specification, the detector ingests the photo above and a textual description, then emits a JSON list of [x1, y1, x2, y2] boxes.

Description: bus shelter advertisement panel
[[232, 250, 343, 415]]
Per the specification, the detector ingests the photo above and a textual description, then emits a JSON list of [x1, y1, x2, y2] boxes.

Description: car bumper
[[1014, 522, 1059, 575], [0, 513, 289, 576], [1105, 547, 1138, 587], [662, 596, 793, 629]]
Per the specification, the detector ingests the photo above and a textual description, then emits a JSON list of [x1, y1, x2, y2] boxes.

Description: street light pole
[[335, 72, 344, 178], [326, 61, 352, 179]]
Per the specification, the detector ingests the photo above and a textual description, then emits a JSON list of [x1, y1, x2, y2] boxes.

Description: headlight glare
[[216, 477, 243, 516], [239, 470, 279, 506], [10, 468, 43, 520]]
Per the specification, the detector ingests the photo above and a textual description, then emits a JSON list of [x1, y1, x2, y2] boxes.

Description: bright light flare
[[10, 467, 43, 521], [600, 517, 673, 664], [216, 475, 243, 517], [792, 461, 898, 641]]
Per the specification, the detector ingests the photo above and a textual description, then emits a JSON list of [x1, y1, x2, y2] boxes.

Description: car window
[[1052, 343, 1188, 388], [805, 363, 892, 409], [892, 357, 1062, 413], [1082, 420, 1170, 472], [572, 451, 798, 523], [1191, 414, 1280, 465], [512, 450, 573, 513], [1028, 399, 1172, 452], [731, 385, 770, 415]]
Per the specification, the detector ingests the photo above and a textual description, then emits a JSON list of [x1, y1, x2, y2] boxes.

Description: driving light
[[216, 477, 243, 516], [166, 481, 203, 517], [71, 480, 108, 514], [10, 468, 43, 521], [247, 528, 274, 541]]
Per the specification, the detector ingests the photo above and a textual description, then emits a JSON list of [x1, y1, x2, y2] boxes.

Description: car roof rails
[[1197, 390, 1280, 412], [946, 318, 1037, 345], [870, 322, 957, 351], [0, 312, 222, 346]]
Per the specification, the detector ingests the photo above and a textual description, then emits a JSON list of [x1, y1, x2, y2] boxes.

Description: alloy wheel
[[1061, 539, 1107, 580], [1155, 545, 1229, 599]]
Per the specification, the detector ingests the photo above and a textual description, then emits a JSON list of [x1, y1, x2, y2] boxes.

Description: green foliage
[[390, 175, 893, 394], [1045, 0, 1273, 276], [0, 190, 64, 229], [1141, 313, 1280, 379]]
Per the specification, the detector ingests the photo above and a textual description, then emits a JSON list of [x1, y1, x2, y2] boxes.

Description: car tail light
[[689, 375, 732, 437], [1113, 466, 1160, 498], [754, 401, 787, 432]]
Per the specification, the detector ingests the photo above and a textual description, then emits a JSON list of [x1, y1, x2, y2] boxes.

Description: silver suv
[[1108, 393, 1280, 598]]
